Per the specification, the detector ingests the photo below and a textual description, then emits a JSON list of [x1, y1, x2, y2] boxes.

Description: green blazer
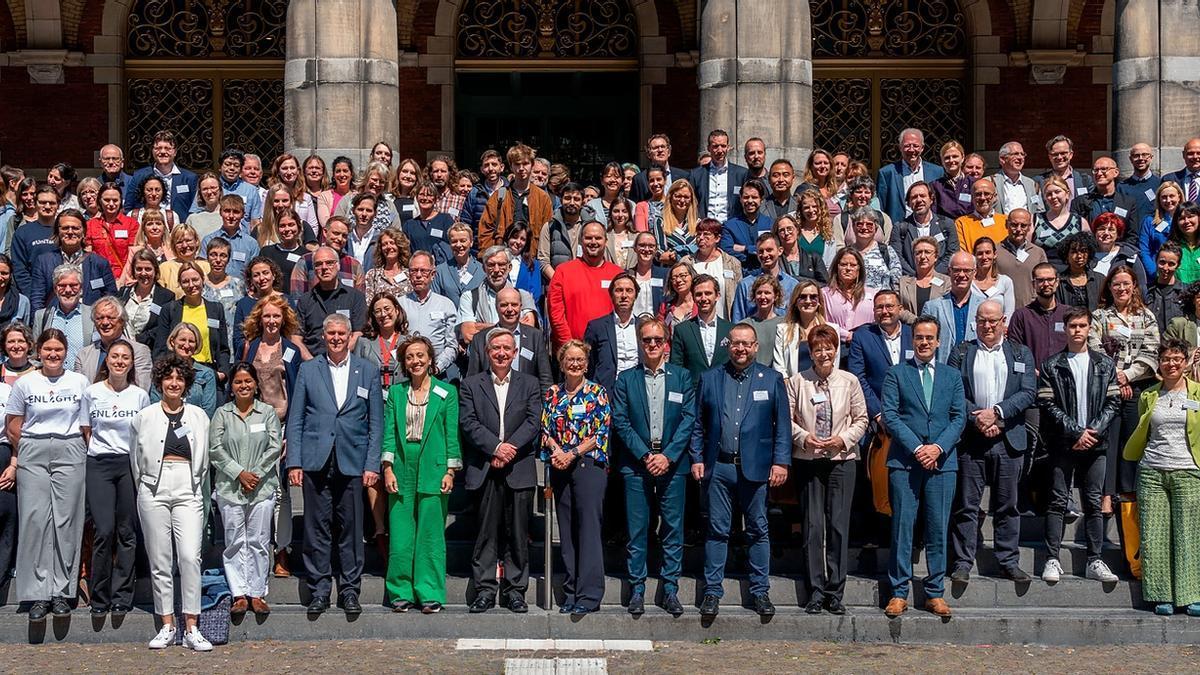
[[1163, 316, 1200, 348], [381, 378, 462, 495], [669, 317, 732, 378], [1123, 379, 1200, 467]]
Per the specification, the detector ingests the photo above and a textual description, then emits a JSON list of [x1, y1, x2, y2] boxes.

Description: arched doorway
[[453, 0, 641, 185], [124, 0, 288, 169], [810, 0, 970, 169]]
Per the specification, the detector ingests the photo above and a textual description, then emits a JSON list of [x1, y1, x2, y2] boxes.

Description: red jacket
[[86, 214, 140, 279], [546, 258, 622, 347]]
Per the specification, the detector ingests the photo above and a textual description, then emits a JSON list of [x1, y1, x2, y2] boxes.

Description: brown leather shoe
[[273, 551, 291, 578], [925, 597, 952, 617], [250, 597, 271, 616], [884, 597, 908, 618], [230, 597, 249, 616]]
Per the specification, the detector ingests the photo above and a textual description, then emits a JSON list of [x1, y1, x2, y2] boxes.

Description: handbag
[[867, 428, 892, 516]]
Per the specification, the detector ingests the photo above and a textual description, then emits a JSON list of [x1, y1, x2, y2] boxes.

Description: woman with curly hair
[[364, 225, 413, 302]]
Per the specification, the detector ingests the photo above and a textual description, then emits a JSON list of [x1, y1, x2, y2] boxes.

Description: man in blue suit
[[1163, 137, 1200, 203], [881, 316, 967, 619], [847, 290, 913, 427], [286, 313, 383, 617], [690, 130, 749, 223], [876, 128, 945, 224], [945, 299, 1038, 584], [584, 272, 641, 392], [611, 317, 695, 617], [690, 323, 791, 617], [122, 130, 198, 217], [923, 250, 984, 363]]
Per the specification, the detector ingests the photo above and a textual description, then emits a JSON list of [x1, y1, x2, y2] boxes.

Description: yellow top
[[182, 301, 213, 364], [158, 259, 212, 299]]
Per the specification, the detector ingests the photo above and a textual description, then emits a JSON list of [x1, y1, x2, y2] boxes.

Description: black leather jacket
[[1036, 349, 1122, 448]]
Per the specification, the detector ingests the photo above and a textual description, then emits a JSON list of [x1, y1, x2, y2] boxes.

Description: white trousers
[[217, 494, 276, 598], [137, 461, 204, 615]]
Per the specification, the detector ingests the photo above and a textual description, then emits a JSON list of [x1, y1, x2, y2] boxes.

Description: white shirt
[[614, 313, 639, 374], [1066, 350, 1091, 427], [81, 382, 150, 457], [1003, 174, 1028, 212], [5, 370, 91, 436], [973, 339, 1008, 409], [883, 327, 903, 365], [902, 161, 925, 214], [491, 369, 511, 443], [328, 354, 351, 410], [632, 271, 656, 317], [911, 210, 934, 238], [699, 316, 718, 363], [707, 163, 729, 222]]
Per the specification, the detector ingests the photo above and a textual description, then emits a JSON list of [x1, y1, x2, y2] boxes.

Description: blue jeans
[[623, 469, 686, 596], [888, 467, 956, 599], [704, 461, 770, 597]]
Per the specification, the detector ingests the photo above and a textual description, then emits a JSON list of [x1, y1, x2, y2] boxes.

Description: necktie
[[921, 364, 933, 408], [1190, 174, 1199, 203]]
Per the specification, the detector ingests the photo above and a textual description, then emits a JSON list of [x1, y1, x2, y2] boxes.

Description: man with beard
[[477, 143, 554, 254], [538, 183, 587, 280], [891, 181, 959, 275], [428, 155, 467, 225], [546, 222, 623, 347], [1007, 263, 1071, 367], [1117, 142, 1161, 226], [744, 138, 768, 181]]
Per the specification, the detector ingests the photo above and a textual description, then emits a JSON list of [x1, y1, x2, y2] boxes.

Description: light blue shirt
[[201, 225, 261, 279], [50, 303, 85, 366]]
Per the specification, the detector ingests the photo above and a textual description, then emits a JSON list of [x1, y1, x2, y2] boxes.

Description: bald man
[[1117, 142, 1162, 226], [98, 144, 131, 193], [1163, 137, 1200, 203]]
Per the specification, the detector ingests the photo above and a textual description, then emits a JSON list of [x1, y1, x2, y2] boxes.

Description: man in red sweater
[[547, 221, 622, 347]]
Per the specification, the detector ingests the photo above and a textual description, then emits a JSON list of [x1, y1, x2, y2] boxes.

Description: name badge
[[752, 390, 770, 402], [357, 386, 369, 399], [931, 277, 945, 287], [1114, 207, 1128, 218], [403, 203, 416, 215], [520, 347, 534, 361], [723, 270, 735, 279], [206, 318, 220, 328], [115, 230, 129, 239], [1054, 322, 1065, 332], [149, 302, 162, 315], [175, 424, 190, 439], [811, 392, 828, 404], [1115, 325, 1132, 338], [458, 269, 472, 284], [1014, 362, 1026, 373], [981, 217, 995, 227], [287, 253, 301, 263], [250, 423, 266, 433], [1144, 188, 1156, 201], [433, 386, 448, 399], [283, 348, 295, 363], [90, 278, 106, 290], [668, 391, 684, 404], [570, 404, 587, 417], [1031, 196, 1044, 210], [220, 288, 234, 298], [1183, 399, 1200, 411], [233, 251, 247, 261], [905, 349, 915, 360], [621, 239, 634, 249], [1014, 248, 1030, 263], [650, 278, 663, 287], [934, 232, 946, 242], [431, 311, 445, 320], [1157, 221, 1170, 233], [337, 309, 350, 318], [575, 245, 583, 257], [601, 279, 611, 289], [340, 278, 353, 286], [177, 184, 190, 194], [395, 273, 408, 284], [957, 192, 971, 203], [733, 186, 741, 194], [430, 228, 444, 238], [1076, 187, 1089, 196], [1093, 260, 1111, 277]]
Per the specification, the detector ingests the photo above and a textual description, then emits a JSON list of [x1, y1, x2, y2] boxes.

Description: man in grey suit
[[946, 299, 1038, 584], [460, 327, 543, 614], [286, 313, 382, 617], [993, 141, 1042, 215], [923, 251, 984, 363], [74, 296, 153, 385]]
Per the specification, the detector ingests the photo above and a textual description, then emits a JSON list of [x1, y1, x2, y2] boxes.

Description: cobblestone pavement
[[0, 640, 1196, 673]]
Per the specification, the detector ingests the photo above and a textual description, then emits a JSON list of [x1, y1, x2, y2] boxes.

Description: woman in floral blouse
[[541, 339, 610, 615]]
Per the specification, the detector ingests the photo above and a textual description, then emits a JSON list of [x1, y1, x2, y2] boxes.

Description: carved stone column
[[285, 0, 399, 168], [697, 0, 813, 165]]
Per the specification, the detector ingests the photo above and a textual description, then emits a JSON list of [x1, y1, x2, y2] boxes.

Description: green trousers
[[1137, 466, 1200, 607], [384, 486, 449, 605]]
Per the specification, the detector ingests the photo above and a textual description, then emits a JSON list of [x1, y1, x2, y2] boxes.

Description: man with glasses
[[296, 247, 368, 356], [1008, 262, 1071, 367], [98, 144, 131, 195], [1117, 143, 1162, 226], [457, 246, 536, 344], [1073, 157, 1139, 247], [877, 128, 945, 224], [924, 251, 984, 363], [123, 130, 198, 217], [611, 317, 695, 616], [848, 290, 913, 430], [630, 134, 680, 203], [954, 178, 1007, 255], [691, 323, 790, 617], [992, 142, 1040, 215], [288, 216, 365, 297], [946, 299, 1037, 585], [32, 265, 93, 365], [994, 208, 1048, 308], [398, 251, 459, 378]]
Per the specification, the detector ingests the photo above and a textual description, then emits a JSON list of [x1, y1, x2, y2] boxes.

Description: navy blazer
[[881, 359, 967, 472], [30, 250, 116, 311], [689, 362, 790, 483], [458, 369, 542, 491], [284, 353, 383, 476], [244, 337, 303, 402], [947, 339, 1037, 454], [877, 160, 945, 224], [846, 323, 914, 420], [123, 166, 200, 218], [583, 314, 642, 392], [719, 214, 775, 266], [690, 163, 749, 221], [464, 323, 554, 394], [610, 363, 695, 476]]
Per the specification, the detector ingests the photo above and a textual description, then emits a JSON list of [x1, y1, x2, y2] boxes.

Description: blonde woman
[[657, 179, 699, 266], [157, 224, 211, 299], [774, 280, 834, 377], [1034, 175, 1089, 270], [117, 208, 171, 286], [1140, 181, 1184, 276]]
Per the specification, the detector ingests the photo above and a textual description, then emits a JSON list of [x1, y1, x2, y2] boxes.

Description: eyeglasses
[[640, 337, 666, 345], [1093, 167, 1117, 174], [1033, 277, 1058, 285], [729, 340, 757, 348], [798, 293, 819, 301], [1161, 356, 1187, 365], [976, 318, 1004, 326]]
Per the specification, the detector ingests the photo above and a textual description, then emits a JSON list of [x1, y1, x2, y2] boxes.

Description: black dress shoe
[[805, 599, 824, 614], [949, 566, 971, 583], [28, 601, 49, 623], [824, 597, 847, 615], [627, 592, 645, 616], [507, 595, 528, 613], [307, 596, 330, 614], [558, 603, 576, 614], [341, 594, 363, 616], [90, 606, 109, 616], [662, 593, 684, 617], [469, 595, 495, 613], [51, 597, 72, 616], [1000, 566, 1032, 583], [753, 594, 776, 616], [110, 605, 130, 618], [571, 605, 596, 615], [699, 594, 720, 617]]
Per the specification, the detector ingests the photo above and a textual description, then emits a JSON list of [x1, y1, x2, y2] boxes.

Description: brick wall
[[0, 66, 108, 167], [2, 0, 22, 51], [1076, 0, 1107, 46], [397, 67, 443, 161], [653, 66, 699, 164], [984, 66, 1108, 159], [78, 0, 107, 53]]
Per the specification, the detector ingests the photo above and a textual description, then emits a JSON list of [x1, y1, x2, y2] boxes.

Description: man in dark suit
[[1072, 156, 1140, 247], [1117, 142, 1162, 226], [629, 134, 684, 202], [459, 327, 543, 613], [881, 316, 967, 619], [890, 181, 959, 275], [584, 272, 641, 392], [669, 274, 731, 377], [690, 130, 749, 223], [1036, 135, 1094, 206], [1163, 137, 1200, 203], [847, 290, 913, 428], [945, 299, 1038, 584], [122, 130, 199, 216], [464, 287, 553, 393], [611, 317, 695, 617], [876, 128, 945, 224], [691, 323, 791, 617], [285, 314, 382, 617]]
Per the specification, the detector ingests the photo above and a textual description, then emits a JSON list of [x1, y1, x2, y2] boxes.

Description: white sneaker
[[1041, 558, 1063, 583], [183, 627, 213, 652], [148, 624, 176, 649], [1086, 559, 1119, 583]]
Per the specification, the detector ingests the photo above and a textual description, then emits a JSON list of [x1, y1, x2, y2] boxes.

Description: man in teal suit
[[881, 315, 967, 619], [611, 317, 695, 617]]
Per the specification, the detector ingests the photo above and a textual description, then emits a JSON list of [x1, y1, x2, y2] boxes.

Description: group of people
[[0, 126, 1199, 652]]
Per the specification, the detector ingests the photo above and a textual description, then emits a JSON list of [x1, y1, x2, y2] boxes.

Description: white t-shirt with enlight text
[[81, 382, 151, 457], [5, 370, 90, 436]]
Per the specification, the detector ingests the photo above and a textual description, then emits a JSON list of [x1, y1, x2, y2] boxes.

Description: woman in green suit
[[381, 335, 461, 614]]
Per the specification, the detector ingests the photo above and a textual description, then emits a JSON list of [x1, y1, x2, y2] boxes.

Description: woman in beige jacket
[[786, 324, 868, 615]]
